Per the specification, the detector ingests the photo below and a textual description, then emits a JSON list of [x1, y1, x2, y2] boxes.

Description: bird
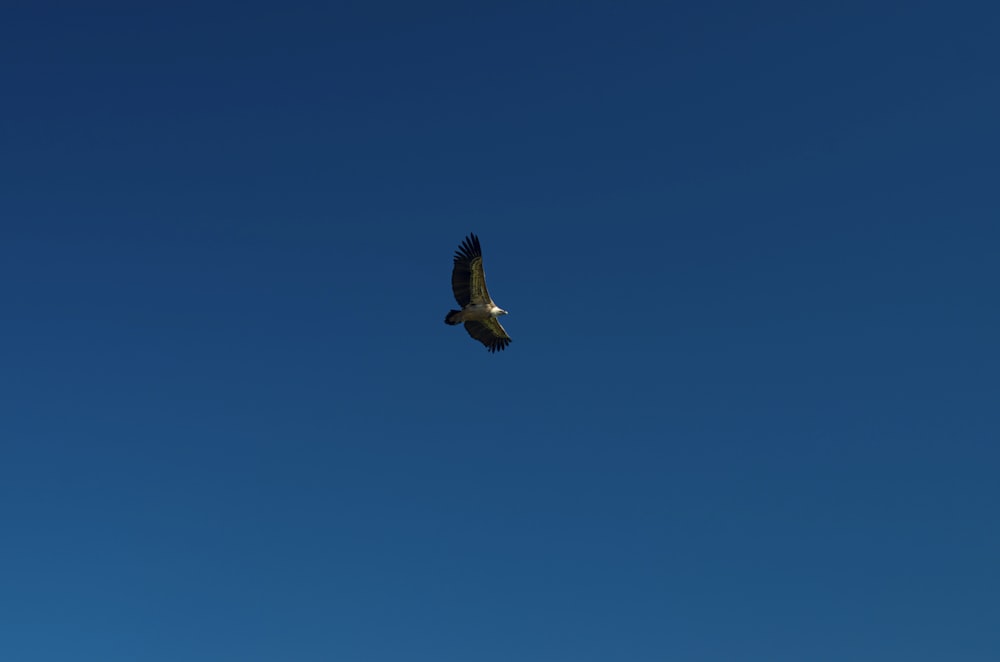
[[444, 233, 511, 353]]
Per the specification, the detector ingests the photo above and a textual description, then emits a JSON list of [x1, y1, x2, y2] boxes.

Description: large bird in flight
[[444, 233, 511, 353]]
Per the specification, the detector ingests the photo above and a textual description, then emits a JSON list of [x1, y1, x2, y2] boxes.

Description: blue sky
[[3, 2, 999, 660]]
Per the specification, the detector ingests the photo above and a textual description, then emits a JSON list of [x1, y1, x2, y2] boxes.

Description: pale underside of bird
[[444, 233, 511, 353]]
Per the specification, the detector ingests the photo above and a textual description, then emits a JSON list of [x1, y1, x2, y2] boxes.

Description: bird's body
[[444, 302, 506, 324], [444, 233, 511, 353]]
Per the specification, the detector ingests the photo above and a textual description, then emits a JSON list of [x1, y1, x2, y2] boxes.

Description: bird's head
[[498, 308, 508, 316]]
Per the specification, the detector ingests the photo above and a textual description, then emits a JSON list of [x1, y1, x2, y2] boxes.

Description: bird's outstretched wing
[[463, 319, 511, 353], [451, 233, 494, 306]]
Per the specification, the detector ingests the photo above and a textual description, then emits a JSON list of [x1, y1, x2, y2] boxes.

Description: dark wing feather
[[451, 233, 494, 306], [463, 319, 511, 353]]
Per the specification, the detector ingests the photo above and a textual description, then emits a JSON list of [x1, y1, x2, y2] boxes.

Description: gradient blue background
[[3, 2, 999, 660]]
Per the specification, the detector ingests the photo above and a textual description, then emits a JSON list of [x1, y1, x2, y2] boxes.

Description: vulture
[[444, 233, 511, 353]]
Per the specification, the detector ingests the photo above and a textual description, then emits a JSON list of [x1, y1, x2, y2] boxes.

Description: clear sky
[[3, 2, 999, 660]]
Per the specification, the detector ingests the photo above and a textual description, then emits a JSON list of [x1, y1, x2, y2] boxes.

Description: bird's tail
[[444, 310, 462, 325]]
